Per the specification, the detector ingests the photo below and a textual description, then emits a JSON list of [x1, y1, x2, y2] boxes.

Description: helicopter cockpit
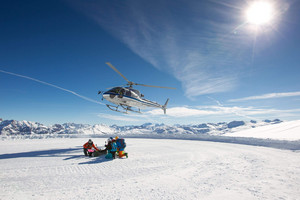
[[106, 87, 143, 98], [107, 87, 123, 94]]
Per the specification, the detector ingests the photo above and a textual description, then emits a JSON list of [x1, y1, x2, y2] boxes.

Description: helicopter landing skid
[[106, 104, 127, 114], [120, 105, 141, 114], [106, 104, 141, 114]]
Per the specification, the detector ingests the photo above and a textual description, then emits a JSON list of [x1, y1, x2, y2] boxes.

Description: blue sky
[[1, 0, 299, 126]]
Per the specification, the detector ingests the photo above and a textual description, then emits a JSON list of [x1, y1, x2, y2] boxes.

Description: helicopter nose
[[103, 93, 114, 98]]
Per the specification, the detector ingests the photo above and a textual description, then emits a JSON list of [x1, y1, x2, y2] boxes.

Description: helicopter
[[98, 62, 176, 114]]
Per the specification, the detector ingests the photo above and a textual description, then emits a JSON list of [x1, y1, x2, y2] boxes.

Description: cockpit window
[[108, 87, 122, 93], [108, 87, 141, 97]]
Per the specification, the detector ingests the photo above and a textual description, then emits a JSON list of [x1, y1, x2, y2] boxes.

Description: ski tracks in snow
[[0, 138, 300, 200]]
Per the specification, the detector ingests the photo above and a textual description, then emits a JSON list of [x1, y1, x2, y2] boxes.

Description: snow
[[0, 118, 284, 136], [225, 120, 300, 141], [1, 137, 300, 200], [1, 120, 300, 199]]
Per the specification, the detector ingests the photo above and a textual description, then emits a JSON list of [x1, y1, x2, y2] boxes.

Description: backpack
[[116, 138, 126, 148]]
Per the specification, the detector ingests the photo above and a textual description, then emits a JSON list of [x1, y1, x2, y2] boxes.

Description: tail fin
[[162, 98, 169, 114]]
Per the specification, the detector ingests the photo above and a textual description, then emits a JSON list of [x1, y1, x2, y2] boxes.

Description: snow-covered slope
[[225, 120, 300, 141], [0, 138, 299, 200]]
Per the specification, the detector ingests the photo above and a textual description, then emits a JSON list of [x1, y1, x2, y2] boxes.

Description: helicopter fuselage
[[102, 87, 164, 110]]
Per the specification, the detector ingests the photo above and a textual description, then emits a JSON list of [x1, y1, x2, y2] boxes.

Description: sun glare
[[246, 1, 274, 25]]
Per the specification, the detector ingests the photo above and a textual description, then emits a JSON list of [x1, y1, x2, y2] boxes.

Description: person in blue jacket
[[105, 138, 118, 159], [110, 139, 118, 159], [115, 136, 128, 158]]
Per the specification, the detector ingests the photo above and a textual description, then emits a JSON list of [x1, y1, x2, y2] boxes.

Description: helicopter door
[[119, 89, 125, 98]]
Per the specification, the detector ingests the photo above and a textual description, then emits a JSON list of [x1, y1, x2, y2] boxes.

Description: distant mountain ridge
[[0, 118, 282, 136]]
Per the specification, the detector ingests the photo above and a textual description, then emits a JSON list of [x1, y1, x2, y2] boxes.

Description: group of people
[[83, 137, 127, 159]]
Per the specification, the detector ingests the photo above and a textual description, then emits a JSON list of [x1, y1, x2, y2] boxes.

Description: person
[[105, 137, 113, 151], [105, 137, 118, 159], [115, 136, 128, 158], [83, 139, 100, 156], [110, 139, 118, 159]]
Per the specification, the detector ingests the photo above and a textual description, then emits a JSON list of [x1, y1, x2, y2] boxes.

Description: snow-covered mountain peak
[[0, 118, 282, 136]]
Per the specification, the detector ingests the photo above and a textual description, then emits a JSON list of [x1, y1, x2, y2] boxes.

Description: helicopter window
[[108, 87, 122, 93], [130, 89, 141, 97], [125, 90, 131, 96]]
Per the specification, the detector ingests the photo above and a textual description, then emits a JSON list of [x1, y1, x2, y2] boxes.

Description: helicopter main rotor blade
[[135, 83, 176, 90], [106, 62, 176, 89], [106, 62, 131, 84]]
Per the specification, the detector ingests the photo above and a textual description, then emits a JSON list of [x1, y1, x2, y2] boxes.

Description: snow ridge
[[0, 118, 281, 136]]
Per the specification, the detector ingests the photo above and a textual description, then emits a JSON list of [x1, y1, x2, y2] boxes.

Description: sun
[[246, 1, 274, 25]]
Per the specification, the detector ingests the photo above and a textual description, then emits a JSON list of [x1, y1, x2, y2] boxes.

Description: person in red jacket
[[83, 139, 100, 156]]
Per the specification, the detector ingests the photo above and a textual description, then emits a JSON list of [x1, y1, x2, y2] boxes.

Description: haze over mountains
[[0, 118, 282, 136]]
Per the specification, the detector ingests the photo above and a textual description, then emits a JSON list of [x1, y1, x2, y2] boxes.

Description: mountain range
[[0, 118, 282, 136]]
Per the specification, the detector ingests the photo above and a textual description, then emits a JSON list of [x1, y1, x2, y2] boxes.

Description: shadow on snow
[[0, 147, 82, 160], [78, 156, 113, 165], [0, 146, 113, 164]]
